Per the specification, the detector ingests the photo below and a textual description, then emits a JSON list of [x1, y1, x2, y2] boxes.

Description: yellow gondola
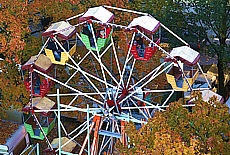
[[44, 44, 76, 65], [166, 66, 199, 91]]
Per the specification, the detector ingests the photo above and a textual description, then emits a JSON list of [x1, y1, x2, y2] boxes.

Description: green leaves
[[117, 92, 230, 154]]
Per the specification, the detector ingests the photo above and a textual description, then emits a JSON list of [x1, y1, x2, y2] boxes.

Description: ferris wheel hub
[[121, 88, 129, 96]]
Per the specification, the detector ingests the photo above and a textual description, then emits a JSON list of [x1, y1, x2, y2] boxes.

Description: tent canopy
[[42, 21, 76, 40], [201, 90, 224, 103], [79, 6, 114, 23], [225, 97, 230, 113], [21, 54, 54, 73], [127, 16, 160, 34], [165, 46, 200, 66], [189, 90, 224, 104]]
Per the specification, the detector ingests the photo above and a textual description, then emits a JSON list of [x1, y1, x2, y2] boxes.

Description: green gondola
[[22, 97, 56, 140], [80, 30, 113, 52], [24, 114, 56, 140]]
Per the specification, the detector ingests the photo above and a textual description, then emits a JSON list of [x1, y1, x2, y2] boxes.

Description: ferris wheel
[[21, 5, 214, 155]]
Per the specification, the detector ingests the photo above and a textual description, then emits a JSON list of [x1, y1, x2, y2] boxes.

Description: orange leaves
[[0, 119, 20, 144], [117, 98, 230, 154], [0, 0, 30, 64]]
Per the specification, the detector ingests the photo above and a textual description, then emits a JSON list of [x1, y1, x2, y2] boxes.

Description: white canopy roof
[[42, 21, 76, 40], [79, 6, 114, 23], [189, 90, 224, 104], [51, 137, 76, 152], [21, 54, 53, 73], [168, 46, 200, 66], [225, 97, 230, 113], [127, 16, 160, 34], [201, 90, 224, 103]]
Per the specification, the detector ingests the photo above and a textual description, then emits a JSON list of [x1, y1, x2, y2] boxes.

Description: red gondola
[[22, 54, 55, 97], [129, 38, 160, 61], [127, 15, 161, 61]]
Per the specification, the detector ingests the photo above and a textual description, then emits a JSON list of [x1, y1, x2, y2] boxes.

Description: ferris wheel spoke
[[115, 32, 136, 100], [66, 95, 78, 107], [34, 69, 104, 105], [77, 47, 92, 64], [68, 120, 88, 136], [65, 70, 79, 85], [97, 57, 109, 90], [89, 50, 120, 87], [89, 25, 110, 90], [66, 63, 106, 99], [129, 98, 149, 120], [101, 136, 113, 154], [54, 111, 68, 135], [89, 54, 105, 90], [119, 32, 136, 86], [111, 37, 122, 79], [99, 43, 113, 58], [126, 59, 136, 88]]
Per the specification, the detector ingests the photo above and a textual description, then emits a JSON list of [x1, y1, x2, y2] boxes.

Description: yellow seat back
[[44, 44, 77, 65], [69, 44, 76, 56], [44, 48, 56, 63], [166, 74, 187, 91]]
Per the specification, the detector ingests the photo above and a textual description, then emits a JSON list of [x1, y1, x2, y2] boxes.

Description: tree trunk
[[217, 60, 226, 98]]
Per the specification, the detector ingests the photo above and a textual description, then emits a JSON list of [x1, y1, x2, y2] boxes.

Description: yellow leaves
[[117, 99, 230, 154], [153, 131, 200, 155]]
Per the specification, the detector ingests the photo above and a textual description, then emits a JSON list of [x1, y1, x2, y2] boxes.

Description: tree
[[188, 0, 230, 98], [0, 0, 77, 113], [130, 0, 230, 98], [117, 91, 230, 154], [0, 0, 134, 113], [0, 0, 32, 114]]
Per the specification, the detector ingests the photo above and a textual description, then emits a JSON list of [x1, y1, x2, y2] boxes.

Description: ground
[[0, 119, 20, 144], [32, 118, 86, 155]]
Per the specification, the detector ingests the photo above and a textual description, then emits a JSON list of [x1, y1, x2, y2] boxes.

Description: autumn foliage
[[0, 0, 132, 112], [117, 91, 230, 155]]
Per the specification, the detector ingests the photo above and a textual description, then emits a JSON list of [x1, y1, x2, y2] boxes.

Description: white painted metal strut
[[114, 32, 136, 100], [111, 37, 122, 79], [33, 69, 104, 105], [126, 59, 136, 88], [103, 5, 148, 16], [75, 32, 120, 87], [53, 37, 106, 100], [119, 63, 173, 106]]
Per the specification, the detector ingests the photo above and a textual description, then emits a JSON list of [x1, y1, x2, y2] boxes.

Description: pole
[[87, 104, 90, 155], [36, 143, 39, 155], [57, 89, 62, 155]]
